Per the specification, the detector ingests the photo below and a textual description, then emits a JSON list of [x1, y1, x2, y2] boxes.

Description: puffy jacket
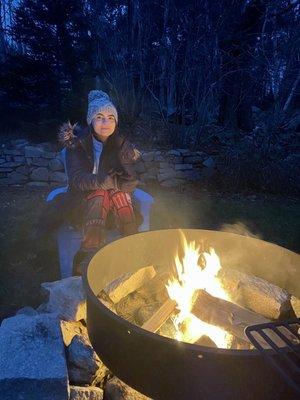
[[59, 123, 141, 195]]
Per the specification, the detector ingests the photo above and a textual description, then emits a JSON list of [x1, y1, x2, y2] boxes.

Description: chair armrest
[[133, 188, 154, 205], [46, 186, 68, 202]]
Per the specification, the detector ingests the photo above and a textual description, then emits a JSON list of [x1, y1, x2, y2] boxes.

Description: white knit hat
[[87, 90, 118, 125]]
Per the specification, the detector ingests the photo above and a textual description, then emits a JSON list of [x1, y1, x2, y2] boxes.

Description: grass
[[0, 185, 299, 316]]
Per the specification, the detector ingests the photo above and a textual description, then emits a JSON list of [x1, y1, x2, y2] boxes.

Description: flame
[[166, 232, 232, 348]]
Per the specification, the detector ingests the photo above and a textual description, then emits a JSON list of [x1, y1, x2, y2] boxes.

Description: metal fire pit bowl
[[83, 229, 300, 400]]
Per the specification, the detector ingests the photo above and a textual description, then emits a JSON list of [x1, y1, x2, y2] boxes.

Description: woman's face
[[92, 110, 116, 142]]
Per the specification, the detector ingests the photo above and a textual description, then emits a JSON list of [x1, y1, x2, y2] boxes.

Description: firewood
[[142, 298, 177, 333], [103, 266, 156, 303], [136, 271, 170, 304], [191, 289, 295, 348], [218, 268, 291, 319], [291, 295, 300, 317]]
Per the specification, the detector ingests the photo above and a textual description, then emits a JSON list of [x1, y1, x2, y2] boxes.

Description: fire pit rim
[[83, 228, 299, 357]]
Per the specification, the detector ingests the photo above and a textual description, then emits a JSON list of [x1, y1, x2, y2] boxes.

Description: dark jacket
[[64, 125, 141, 195]]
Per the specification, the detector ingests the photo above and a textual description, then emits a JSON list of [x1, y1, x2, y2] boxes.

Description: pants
[[81, 189, 137, 250]]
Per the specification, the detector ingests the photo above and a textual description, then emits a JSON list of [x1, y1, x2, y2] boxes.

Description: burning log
[[103, 266, 156, 303], [191, 289, 293, 348], [291, 295, 300, 317], [218, 268, 291, 319], [142, 298, 177, 333]]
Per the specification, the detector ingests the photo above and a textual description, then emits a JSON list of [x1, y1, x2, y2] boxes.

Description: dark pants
[[81, 189, 137, 250]]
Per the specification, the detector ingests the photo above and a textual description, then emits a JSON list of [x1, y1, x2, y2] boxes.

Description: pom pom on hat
[[87, 90, 118, 125]]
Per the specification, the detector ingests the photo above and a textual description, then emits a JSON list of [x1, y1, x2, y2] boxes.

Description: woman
[[59, 90, 141, 274]]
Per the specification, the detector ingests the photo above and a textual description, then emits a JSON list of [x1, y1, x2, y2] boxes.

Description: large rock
[[141, 152, 154, 162], [30, 157, 49, 167], [49, 158, 64, 171], [0, 313, 69, 400], [203, 156, 215, 168], [160, 178, 185, 187], [41, 277, 86, 321], [157, 170, 185, 182], [70, 386, 104, 400], [51, 171, 67, 183], [15, 165, 30, 176], [25, 146, 45, 157], [104, 377, 151, 400], [67, 334, 109, 386], [30, 167, 49, 181], [174, 163, 193, 171], [8, 171, 27, 184]]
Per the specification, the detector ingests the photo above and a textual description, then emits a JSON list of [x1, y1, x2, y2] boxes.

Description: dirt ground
[[0, 184, 299, 321]]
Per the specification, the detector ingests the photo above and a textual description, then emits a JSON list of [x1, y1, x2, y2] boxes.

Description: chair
[[46, 149, 154, 278]]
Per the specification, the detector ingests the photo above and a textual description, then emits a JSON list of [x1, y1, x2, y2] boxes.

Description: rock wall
[[0, 139, 217, 188]]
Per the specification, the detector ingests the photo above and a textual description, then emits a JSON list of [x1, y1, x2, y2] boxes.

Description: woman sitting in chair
[[59, 90, 141, 275]]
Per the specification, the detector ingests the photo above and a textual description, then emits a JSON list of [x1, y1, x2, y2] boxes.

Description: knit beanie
[[87, 90, 118, 126]]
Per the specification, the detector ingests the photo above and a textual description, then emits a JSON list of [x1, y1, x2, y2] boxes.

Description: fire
[[166, 233, 232, 348]]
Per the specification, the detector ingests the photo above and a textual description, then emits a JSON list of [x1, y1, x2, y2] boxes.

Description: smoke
[[219, 221, 262, 240]]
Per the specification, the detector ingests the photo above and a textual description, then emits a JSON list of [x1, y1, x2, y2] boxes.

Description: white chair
[[47, 149, 154, 278]]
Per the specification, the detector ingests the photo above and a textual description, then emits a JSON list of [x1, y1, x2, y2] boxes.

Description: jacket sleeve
[[66, 147, 117, 192], [117, 140, 141, 193]]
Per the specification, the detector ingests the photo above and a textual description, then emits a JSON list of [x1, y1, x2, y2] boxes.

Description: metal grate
[[245, 318, 300, 395]]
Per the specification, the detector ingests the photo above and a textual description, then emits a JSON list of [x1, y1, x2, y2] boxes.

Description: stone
[[60, 320, 88, 346], [182, 170, 202, 181], [203, 156, 215, 168], [166, 149, 181, 156], [0, 178, 9, 185], [291, 296, 300, 317], [172, 156, 183, 163], [25, 145, 45, 157], [139, 172, 157, 181], [70, 386, 104, 400], [67, 334, 108, 386], [154, 154, 165, 162], [27, 181, 49, 188], [160, 178, 185, 187], [177, 148, 189, 154], [4, 149, 23, 156], [159, 162, 170, 168], [183, 155, 203, 164], [0, 157, 5, 164], [43, 151, 57, 158], [30, 167, 49, 181], [157, 170, 185, 182], [51, 171, 67, 183], [0, 167, 13, 172], [10, 139, 29, 147], [49, 158, 64, 171], [1, 161, 22, 168], [30, 157, 49, 167], [174, 163, 193, 171], [7, 172, 27, 184], [16, 306, 38, 316], [41, 276, 86, 321], [105, 377, 151, 400], [0, 313, 69, 400], [15, 165, 30, 176], [13, 155, 25, 163], [141, 152, 154, 162]]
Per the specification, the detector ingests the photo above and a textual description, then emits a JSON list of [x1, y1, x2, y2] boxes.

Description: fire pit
[[82, 229, 300, 400]]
